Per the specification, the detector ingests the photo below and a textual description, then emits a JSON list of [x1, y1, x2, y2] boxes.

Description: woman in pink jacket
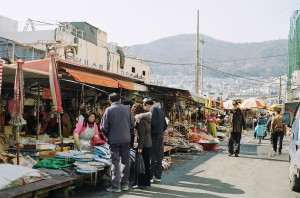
[[73, 112, 99, 152]]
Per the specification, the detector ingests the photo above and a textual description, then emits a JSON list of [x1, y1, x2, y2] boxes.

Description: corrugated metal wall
[[0, 37, 45, 62]]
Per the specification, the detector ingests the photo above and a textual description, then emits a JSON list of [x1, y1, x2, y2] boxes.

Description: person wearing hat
[[100, 93, 134, 193], [143, 98, 167, 182], [228, 101, 246, 157]]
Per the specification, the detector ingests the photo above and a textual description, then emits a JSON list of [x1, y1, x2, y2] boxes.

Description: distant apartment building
[[0, 16, 150, 83]]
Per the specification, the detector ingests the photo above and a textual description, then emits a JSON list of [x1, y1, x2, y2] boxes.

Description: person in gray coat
[[100, 93, 134, 193], [143, 99, 167, 182]]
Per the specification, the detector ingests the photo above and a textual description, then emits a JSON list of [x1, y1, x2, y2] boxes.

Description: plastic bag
[[136, 154, 145, 174], [92, 133, 108, 147]]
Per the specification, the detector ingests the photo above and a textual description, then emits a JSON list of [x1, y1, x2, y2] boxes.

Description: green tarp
[[33, 158, 74, 169]]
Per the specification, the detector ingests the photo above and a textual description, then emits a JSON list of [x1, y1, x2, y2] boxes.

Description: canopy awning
[[62, 67, 119, 88], [118, 80, 148, 92], [190, 94, 206, 104], [282, 101, 299, 114]]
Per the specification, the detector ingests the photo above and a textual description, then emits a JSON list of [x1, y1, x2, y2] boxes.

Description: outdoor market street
[[72, 131, 300, 198]]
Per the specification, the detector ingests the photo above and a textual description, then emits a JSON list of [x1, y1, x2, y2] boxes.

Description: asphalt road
[[72, 131, 300, 198]]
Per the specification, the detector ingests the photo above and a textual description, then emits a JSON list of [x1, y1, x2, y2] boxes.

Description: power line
[[128, 53, 290, 66], [124, 55, 285, 85], [203, 54, 289, 64]]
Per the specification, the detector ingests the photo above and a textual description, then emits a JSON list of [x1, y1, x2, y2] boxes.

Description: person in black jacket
[[228, 101, 246, 157], [143, 99, 167, 182]]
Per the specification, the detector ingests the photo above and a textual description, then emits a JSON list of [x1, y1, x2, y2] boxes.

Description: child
[[255, 121, 265, 143]]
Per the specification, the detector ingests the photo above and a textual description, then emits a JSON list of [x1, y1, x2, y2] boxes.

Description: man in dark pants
[[143, 99, 167, 182], [228, 101, 246, 157], [271, 109, 285, 154], [100, 93, 134, 192]]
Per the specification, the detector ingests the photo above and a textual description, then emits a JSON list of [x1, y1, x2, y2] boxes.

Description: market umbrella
[[240, 98, 267, 109], [267, 104, 282, 112], [48, 53, 63, 149], [9, 60, 27, 126], [0, 59, 4, 132], [49, 54, 63, 114], [0, 59, 4, 97], [9, 60, 27, 165]]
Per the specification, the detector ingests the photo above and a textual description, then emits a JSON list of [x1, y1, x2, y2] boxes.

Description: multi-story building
[[0, 16, 150, 83]]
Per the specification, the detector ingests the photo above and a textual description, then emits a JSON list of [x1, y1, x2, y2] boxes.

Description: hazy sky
[[1, 0, 299, 46]]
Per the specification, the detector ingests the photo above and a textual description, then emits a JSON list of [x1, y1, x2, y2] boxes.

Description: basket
[[199, 143, 218, 151]]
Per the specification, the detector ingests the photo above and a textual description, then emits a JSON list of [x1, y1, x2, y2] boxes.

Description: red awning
[[62, 67, 119, 88]]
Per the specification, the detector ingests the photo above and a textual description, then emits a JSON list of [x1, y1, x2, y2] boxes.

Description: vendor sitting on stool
[[73, 112, 99, 152]]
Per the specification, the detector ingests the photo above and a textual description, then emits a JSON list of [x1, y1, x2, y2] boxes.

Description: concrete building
[[0, 17, 150, 83]]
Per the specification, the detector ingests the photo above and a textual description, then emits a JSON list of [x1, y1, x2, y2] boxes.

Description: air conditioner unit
[[291, 70, 300, 89]]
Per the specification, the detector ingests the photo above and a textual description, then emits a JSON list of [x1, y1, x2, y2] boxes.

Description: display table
[[0, 174, 75, 198]]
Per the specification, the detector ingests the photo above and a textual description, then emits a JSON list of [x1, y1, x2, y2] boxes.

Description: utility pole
[[278, 74, 282, 104], [195, 10, 200, 94], [200, 39, 206, 95]]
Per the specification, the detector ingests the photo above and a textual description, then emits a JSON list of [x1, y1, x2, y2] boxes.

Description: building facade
[[0, 17, 150, 83]]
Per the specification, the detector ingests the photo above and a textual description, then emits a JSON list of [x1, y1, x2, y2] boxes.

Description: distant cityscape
[[151, 74, 285, 106]]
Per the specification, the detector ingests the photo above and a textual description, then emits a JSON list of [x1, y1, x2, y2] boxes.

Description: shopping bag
[[136, 154, 145, 174]]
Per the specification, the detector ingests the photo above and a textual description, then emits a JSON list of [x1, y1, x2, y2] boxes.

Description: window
[[132, 67, 135, 73], [142, 71, 146, 76]]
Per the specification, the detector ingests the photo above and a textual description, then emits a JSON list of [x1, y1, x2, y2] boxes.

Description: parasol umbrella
[[240, 98, 267, 109], [9, 60, 27, 126], [0, 59, 4, 131], [267, 104, 282, 112], [49, 54, 63, 114], [48, 53, 63, 149], [0, 59, 4, 97]]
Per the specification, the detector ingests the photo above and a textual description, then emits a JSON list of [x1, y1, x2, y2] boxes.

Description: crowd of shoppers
[[72, 92, 167, 193]]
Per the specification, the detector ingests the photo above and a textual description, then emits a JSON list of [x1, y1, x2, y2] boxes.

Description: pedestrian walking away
[[100, 93, 135, 193], [271, 109, 285, 154], [143, 99, 167, 182], [227, 101, 246, 157]]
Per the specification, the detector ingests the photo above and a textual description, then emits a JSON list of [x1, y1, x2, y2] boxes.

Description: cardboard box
[[39, 151, 56, 159], [4, 126, 13, 135], [36, 143, 53, 150]]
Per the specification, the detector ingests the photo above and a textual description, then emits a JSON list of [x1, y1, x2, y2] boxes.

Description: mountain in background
[[127, 34, 288, 78]]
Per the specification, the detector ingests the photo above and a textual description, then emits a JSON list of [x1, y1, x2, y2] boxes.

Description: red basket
[[199, 143, 218, 151]]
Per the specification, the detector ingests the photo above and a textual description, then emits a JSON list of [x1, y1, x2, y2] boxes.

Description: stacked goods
[[93, 144, 111, 159], [76, 164, 97, 173]]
